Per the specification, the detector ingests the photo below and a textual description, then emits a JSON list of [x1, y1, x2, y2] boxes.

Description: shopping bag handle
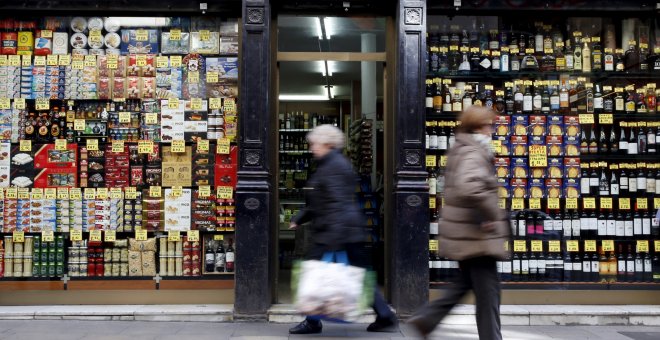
[[321, 251, 349, 265]]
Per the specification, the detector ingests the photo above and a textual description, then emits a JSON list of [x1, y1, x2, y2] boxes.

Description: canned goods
[[68, 263, 78, 277], [159, 257, 167, 276], [23, 257, 32, 277], [79, 264, 87, 277], [56, 263, 64, 277], [175, 257, 183, 276], [47, 262, 55, 277], [87, 263, 96, 276], [167, 257, 175, 276], [40, 263, 48, 277], [32, 263, 40, 277]]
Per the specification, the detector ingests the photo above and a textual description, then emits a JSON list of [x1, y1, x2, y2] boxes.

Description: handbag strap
[[321, 251, 349, 265]]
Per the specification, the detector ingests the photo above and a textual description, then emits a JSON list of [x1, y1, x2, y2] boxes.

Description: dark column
[[390, 0, 428, 315], [235, 0, 272, 317]]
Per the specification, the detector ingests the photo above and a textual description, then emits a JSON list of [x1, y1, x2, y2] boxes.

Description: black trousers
[[305, 242, 394, 322], [412, 256, 502, 340]]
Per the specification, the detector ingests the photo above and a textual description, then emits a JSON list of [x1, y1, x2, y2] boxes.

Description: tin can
[[56, 250, 64, 262], [40, 263, 48, 277], [167, 257, 175, 276], [183, 260, 192, 277], [4, 256, 13, 277], [24, 236, 33, 253], [47, 262, 55, 277], [23, 257, 32, 277], [175, 257, 183, 276], [159, 256, 167, 276], [67, 263, 78, 277], [56, 262, 64, 277], [79, 264, 87, 277], [33, 262, 40, 277], [13, 257, 23, 277], [87, 263, 96, 276]]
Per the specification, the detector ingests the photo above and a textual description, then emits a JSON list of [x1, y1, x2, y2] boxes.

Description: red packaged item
[[214, 145, 238, 189], [127, 54, 139, 76], [1, 19, 17, 55], [130, 166, 144, 186], [113, 77, 126, 99], [127, 76, 140, 99], [142, 55, 156, 77], [98, 77, 111, 99]]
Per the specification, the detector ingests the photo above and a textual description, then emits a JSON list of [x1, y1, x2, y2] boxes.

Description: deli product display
[[425, 15, 660, 286], [0, 16, 239, 281]]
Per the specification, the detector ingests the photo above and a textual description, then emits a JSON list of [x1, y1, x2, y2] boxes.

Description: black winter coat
[[291, 148, 366, 253]]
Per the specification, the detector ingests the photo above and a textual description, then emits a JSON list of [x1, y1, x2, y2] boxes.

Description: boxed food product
[[564, 116, 580, 138], [190, 31, 220, 54], [564, 135, 580, 156], [564, 158, 581, 179], [10, 145, 34, 188], [546, 135, 563, 156], [511, 158, 528, 179], [528, 179, 545, 199], [494, 136, 509, 156], [164, 188, 192, 231], [545, 178, 563, 198], [120, 29, 159, 55], [494, 157, 510, 178], [494, 116, 510, 136], [511, 115, 528, 136], [161, 146, 192, 187], [529, 116, 546, 136], [161, 32, 191, 54], [206, 57, 238, 80], [547, 158, 563, 179], [496, 178, 509, 198], [215, 145, 238, 189], [192, 189, 217, 231], [219, 36, 238, 54], [564, 178, 580, 198], [510, 178, 528, 198], [511, 135, 528, 156]]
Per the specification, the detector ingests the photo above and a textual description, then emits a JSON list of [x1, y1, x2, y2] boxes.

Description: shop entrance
[[273, 15, 389, 303]]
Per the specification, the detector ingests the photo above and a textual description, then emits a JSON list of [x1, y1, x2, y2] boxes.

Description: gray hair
[[306, 124, 345, 149]]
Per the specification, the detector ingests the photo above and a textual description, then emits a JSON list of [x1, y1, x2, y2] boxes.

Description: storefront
[[0, 0, 658, 318]]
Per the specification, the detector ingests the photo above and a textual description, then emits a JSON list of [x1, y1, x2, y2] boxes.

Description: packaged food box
[[511, 115, 528, 136], [528, 179, 545, 199], [164, 188, 192, 231], [496, 178, 509, 198], [529, 116, 546, 136], [564, 158, 581, 179], [120, 29, 159, 55], [510, 178, 528, 198], [563, 116, 580, 137], [564, 178, 580, 198], [161, 32, 191, 54], [545, 178, 563, 198], [511, 158, 528, 179], [190, 31, 220, 55], [494, 116, 510, 136], [564, 135, 580, 156], [494, 157, 510, 179], [546, 135, 563, 156], [511, 135, 528, 156], [547, 158, 563, 179]]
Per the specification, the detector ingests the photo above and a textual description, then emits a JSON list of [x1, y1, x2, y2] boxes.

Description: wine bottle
[[617, 245, 626, 282], [225, 239, 235, 273], [626, 245, 635, 282]]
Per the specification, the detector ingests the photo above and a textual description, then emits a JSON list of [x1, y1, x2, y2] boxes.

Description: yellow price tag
[[111, 140, 125, 153], [429, 196, 436, 209], [22, 55, 31, 67], [19, 139, 31, 152], [124, 187, 138, 200], [529, 145, 548, 167], [188, 71, 200, 83], [86, 139, 99, 151], [512, 198, 525, 210], [31, 188, 44, 199], [197, 139, 210, 153], [619, 198, 631, 210], [602, 240, 614, 252], [529, 198, 541, 210], [600, 197, 613, 209], [200, 30, 211, 41], [209, 97, 222, 109], [578, 114, 595, 124], [45, 188, 57, 199], [655, 241, 660, 252], [0, 98, 10, 110], [54, 138, 68, 151], [548, 198, 560, 210], [5, 188, 17, 199], [13, 231, 25, 243], [171, 186, 183, 197], [171, 139, 186, 153], [169, 29, 181, 40], [548, 240, 561, 253], [136, 55, 147, 67], [565, 198, 578, 210], [429, 240, 439, 252], [136, 29, 149, 41], [217, 186, 233, 199], [0, 55, 6, 66], [583, 197, 596, 209], [637, 240, 649, 253], [584, 240, 597, 252], [637, 198, 648, 210], [57, 188, 69, 200], [84, 55, 97, 67], [70, 230, 83, 241], [191, 98, 203, 111], [119, 112, 131, 123], [83, 188, 96, 200], [598, 114, 613, 125], [89, 31, 102, 44], [207, 72, 219, 83], [74, 119, 86, 131], [655, 198, 660, 209], [531, 240, 543, 252], [58, 54, 71, 66], [138, 140, 154, 154], [439, 155, 447, 167], [135, 230, 148, 241], [17, 188, 30, 199], [69, 188, 82, 200], [14, 97, 26, 110], [170, 56, 182, 68], [498, 198, 506, 209], [168, 98, 180, 109], [214, 235, 224, 241], [145, 113, 158, 125], [71, 60, 84, 70], [217, 138, 231, 154], [187, 230, 200, 242], [106, 56, 118, 69], [168, 230, 181, 241], [110, 188, 123, 199], [96, 188, 108, 200], [156, 56, 169, 68], [425, 155, 437, 167], [198, 186, 211, 198], [567, 240, 579, 252], [105, 230, 117, 242], [90, 230, 102, 242], [149, 186, 162, 198], [42, 230, 55, 242], [8, 55, 20, 66], [33, 56, 46, 66], [36, 98, 50, 111], [513, 240, 527, 252]]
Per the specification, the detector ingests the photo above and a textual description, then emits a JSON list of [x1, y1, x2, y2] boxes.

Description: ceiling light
[[279, 94, 329, 101], [316, 17, 323, 40], [323, 17, 332, 40]]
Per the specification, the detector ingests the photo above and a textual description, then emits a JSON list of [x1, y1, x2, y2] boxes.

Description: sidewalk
[[1, 319, 660, 339]]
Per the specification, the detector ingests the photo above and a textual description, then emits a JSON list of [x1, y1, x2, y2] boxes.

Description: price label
[[655, 241, 660, 252], [209, 97, 222, 110], [498, 198, 506, 209], [429, 196, 436, 209], [191, 98, 203, 111], [169, 29, 181, 40], [223, 98, 236, 112], [217, 138, 231, 154], [106, 56, 118, 69], [564, 198, 577, 210], [0, 55, 6, 66], [584, 240, 597, 252], [111, 140, 125, 153], [124, 187, 138, 200], [170, 186, 183, 197], [84, 55, 97, 67], [531, 240, 543, 252], [188, 71, 200, 83], [96, 188, 108, 200], [168, 97, 180, 109], [156, 56, 169, 68], [22, 55, 31, 67], [58, 54, 71, 66], [8, 55, 20, 66], [45, 188, 57, 199], [105, 230, 117, 242], [33, 55, 46, 66], [69, 188, 82, 200], [602, 240, 614, 252], [583, 197, 596, 209], [170, 55, 182, 68], [567, 240, 579, 252], [118, 111, 131, 123], [135, 230, 148, 241], [144, 113, 158, 125], [637, 198, 648, 210], [187, 230, 200, 242], [110, 188, 123, 199], [90, 230, 102, 242], [171, 139, 186, 153], [72, 60, 84, 70], [512, 198, 524, 210], [42, 230, 55, 242], [529, 145, 547, 167], [57, 188, 68, 200], [36, 98, 50, 111], [549, 240, 561, 253], [84, 188, 96, 200], [17, 188, 29, 199], [655, 198, 660, 209], [214, 235, 224, 241], [136, 29, 149, 41], [578, 114, 595, 124], [425, 155, 437, 167], [168, 230, 181, 241], [619, 198, 631, 210], [14, 97, 26, 110], [197, 139, 210, 153], [529, 198, 541, 210], [5, 188, 17, 199], [0, 98, 10, 110], [74, 119, 86, 131], [135, 55, 147, 67], [207, 71, 219, 83], [600, 197, 613, 209], [548, 198, 560, 210], [439, 155, 447, 167], [52, 138, 68, 151], [637, 240, 649, 253], [31, 188, 43, 199], [12, 231, 25, 243], [217, 186, 233, 199], [19, 139, 31, 152], [138, 140, 154, 154], [86, 139, 99, 151], [198, 186, 211, 198], [598, 114, 613, 125], [429, 240, 439, 252], [149, 186, 162, 198], [200, 30, 211, 41], [513, 240, 527, 252], [70, 230, 83, 241]]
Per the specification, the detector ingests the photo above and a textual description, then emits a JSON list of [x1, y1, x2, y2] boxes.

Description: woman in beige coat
[[409, 106, 511, 340]]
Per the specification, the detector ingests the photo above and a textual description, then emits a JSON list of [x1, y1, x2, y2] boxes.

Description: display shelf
[[158, 278, 234, 290], [279, 150, 312, 154], [67, 279, 155, 290], [279, 129, 312, 132], [430, 281, 660, 290], [0, 280, 63, 291], [425, 113, 458, 120], [426, 71, 660, 81], [579, 154, 660, 161]]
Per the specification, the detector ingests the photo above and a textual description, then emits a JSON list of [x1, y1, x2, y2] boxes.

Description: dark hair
[[457, 106, 496, 133]]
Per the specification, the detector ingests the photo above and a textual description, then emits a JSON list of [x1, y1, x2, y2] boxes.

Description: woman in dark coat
[[288, 124, 398, 334]]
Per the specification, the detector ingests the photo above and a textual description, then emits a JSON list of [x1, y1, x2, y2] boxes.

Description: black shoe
[[289, 320, 322, 334], [367, 316, 399, 332], [407, 315, 433, 339]]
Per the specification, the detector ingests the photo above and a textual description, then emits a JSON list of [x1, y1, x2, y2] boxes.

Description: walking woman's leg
[[469, 257, 502, 340]]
